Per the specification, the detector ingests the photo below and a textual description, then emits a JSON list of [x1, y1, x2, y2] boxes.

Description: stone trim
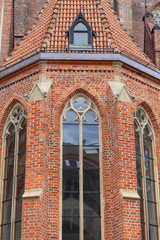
[[108, 81, 136, 103], [119, 189, 140, 200], [22, 188, 43, 199]]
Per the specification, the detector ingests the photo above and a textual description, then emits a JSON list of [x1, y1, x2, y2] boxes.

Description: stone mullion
[[10, 127, 18, 240], [79, 120, 83, 240]]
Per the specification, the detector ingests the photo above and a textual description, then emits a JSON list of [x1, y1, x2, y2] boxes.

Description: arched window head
[[69, 12, 93, 50], [134, 106, 158, 240], [0, 103, 27, 240], [152, 6, 160, 26], [61, 94, 102, 239]]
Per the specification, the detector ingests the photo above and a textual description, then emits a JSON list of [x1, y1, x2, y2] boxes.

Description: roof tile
[[1, 0, 159, 72]]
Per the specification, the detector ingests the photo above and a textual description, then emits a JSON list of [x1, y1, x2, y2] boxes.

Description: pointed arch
[[0, 103, 27, 240], [60, 93, 104, 239], [134, 105, 159, 240]]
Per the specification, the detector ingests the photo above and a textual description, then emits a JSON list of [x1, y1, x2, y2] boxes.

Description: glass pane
[[83, 169, 99, 191], [74, 23, 87, 31], [73, 97, 88, 110], [63, 125, 79, 145], [15, 198, 22, 221], [65, 111, 78, 123], [141, 222, 145, 240], [144, 138, 153, 159], [4, 178, 13, 200], [62, 193, 79, 216], [62, 217, 79, 240], [5, 157, 14, 179], [18, 152, 26, 175], [63, 146, 79, 168], [145, 157, 154, 179], [84, 217, 101, 240], [135, 132, 140, 154], [146, 179, 156, 202], [17, 174, 25, 198], [1, 224, 11, 240], [19, 130, 26, 153], [74, 32, 88, 46], [84, 111, 97, 124], [15, 221, 22, 240], [83, 125, 99, 146], [84, 193, 100, 216], [2, 200, 12, 224], [83, 147, 99, 168], [63, 169, 79, 192], [140, 199, 144, 223], [148, 202, 157, 225], [6, 135, 15, 157], [149, 225, 158, 240]]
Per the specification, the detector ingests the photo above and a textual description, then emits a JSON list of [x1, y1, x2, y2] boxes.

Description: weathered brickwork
[[0, 60, 159, 239]]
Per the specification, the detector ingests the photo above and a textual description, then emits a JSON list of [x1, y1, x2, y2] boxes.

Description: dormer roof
[[0, 0, 159, 72]]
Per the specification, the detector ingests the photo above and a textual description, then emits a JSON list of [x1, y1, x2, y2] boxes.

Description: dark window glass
[[63, 169, 79, 192], [63, 146, 79, 168], [83, 169, 99, 191], [4, 156, 14, 179], [1, 224, 11, 240], [15, 221, 22, 240], [62, 217, 79, 240], [2, 200, 12, 224], [1, 108, 27, 240], [83, 146, 99, 168], [3, 178, 13, 200], [63, 193, 79, 216], [84, 217, 101, 240], [15, 197, 23, 222], [134, 109, 158, 240], [62, 95, 101, 239], [149, 225, 158, 240], [84, 193, 100, 216]]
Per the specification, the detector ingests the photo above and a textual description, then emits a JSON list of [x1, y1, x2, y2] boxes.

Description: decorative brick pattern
[[0, 60, 159, 239]]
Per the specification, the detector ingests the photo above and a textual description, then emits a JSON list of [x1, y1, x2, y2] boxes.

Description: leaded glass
[[0, 104, 27, 240], [153, 6, 160, 26], [62, 94, 101, 239], [134, 106, 158, 240]]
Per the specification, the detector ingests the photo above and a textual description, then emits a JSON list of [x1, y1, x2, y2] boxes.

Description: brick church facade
[[0, 0, 160, 240]]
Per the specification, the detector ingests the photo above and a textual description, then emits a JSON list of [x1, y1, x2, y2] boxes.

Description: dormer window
[[69, 12, 92, 50]]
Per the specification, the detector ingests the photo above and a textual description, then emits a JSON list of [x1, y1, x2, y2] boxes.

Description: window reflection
[[134, 107, 158, 240], [62, 94, 101, 239]]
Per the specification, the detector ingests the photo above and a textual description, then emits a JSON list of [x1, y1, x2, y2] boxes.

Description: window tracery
[[0, 103, 27, 240], [61, 94, 102, 240], [152, 6, 160, 26], [134, 106, 158, 240]]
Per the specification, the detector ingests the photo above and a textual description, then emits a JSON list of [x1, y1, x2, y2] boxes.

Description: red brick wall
[[0, 60, 160, 239]]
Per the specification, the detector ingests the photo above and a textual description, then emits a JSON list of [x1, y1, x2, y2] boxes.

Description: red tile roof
[[0, 0, 159, 71]]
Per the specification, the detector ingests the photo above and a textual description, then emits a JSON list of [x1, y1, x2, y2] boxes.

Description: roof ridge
[[95, 0, 118, 51], [41, 0, 61, 49]]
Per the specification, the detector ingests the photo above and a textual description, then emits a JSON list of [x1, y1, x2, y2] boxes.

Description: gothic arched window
[[0, 103, 27, 240], [61, 94, 102, 240], [134, 106, 158, 240], [69, 12, 93, 50]]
